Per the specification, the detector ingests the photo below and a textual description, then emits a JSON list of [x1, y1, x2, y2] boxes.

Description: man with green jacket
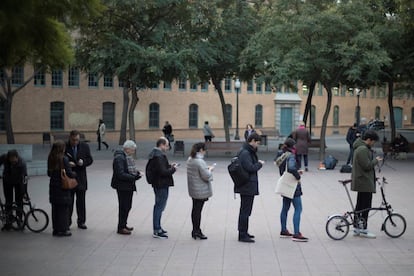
[[351, 130, 382, 238]]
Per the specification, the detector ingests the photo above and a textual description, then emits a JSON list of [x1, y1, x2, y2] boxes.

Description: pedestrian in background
[[291, 122, 311, 171], [187, 142, 214, 240], [97, 119, 109, 151], [244, 124, 256, 141], [346, 123, 359, 165], [203, 121, 215, 142]]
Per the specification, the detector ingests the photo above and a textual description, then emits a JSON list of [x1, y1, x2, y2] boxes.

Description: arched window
[[50, 101, 64, 130], [103, 102, 115, 129], [225, 104, 232, 127], [149, 103, 160, 128], [333, 105, 339, 127], [375, 106, 381, 120], [189, 104, 198, 128], [255, 104, 263, 128]]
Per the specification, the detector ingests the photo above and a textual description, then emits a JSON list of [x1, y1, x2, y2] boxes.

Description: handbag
[[275, 162, 298, 199], [61, 169, 78, 190]]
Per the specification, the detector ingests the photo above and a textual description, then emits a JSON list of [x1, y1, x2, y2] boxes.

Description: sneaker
[[160, 228, 168, 234], [353, 228, 360, 236], [292, 233, 309, 242], [360, 230, 376, 239], [153, 231, 168, 239], [280, 230, 293, 238]]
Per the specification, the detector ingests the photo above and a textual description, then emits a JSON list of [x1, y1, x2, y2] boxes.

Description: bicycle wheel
[[10, 206, 25, 231], [25, 208, 49, 233], [326, 215, 350, 240], [383, 213, 406, 238]]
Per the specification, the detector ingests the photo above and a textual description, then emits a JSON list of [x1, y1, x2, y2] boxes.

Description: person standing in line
[[244, 124, 256, 141], [186, 142, 214, 240], [162, 121, 173, 145], [111, 140, 142, 235], [147, 137, 178, 239], [48, 140, 76, 237], [345, 123, 359, 165], [275, 138, 308, 242], [203, 121, 215, 142], [351, 130, 382, 238], [0, 150, 28, 231], [97, 119, 109, 151], [292, 122, 311, 171], [65, 130, 93, 230], [235, 133, 264, 243]]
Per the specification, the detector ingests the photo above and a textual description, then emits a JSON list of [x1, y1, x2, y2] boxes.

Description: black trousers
[[191, 198, 206, 232], [355, 192, 373, 229], [117, 190, 133, 230], [51, 203, 70, 233], [238, 195, 255, 236], [3, 182, 24, 218], [69, 189, 86, 225]]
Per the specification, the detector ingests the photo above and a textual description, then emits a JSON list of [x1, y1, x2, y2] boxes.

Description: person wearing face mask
[[0, 150, 28, 231], [186, 142, 214, 240]]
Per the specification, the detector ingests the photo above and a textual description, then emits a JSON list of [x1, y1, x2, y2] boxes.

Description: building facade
[[1, 66, 413, 144]]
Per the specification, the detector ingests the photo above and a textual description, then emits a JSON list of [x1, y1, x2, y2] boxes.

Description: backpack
[[324, 155, 338, 170], [340, 164, 352, 173], [228, 154, 249, 188], [145, 158, 155, 184]]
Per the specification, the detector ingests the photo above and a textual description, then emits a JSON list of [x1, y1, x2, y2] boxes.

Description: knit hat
[[284, 138, 296, 148]]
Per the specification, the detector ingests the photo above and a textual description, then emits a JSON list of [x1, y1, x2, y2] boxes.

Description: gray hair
[[123, 140, 137, 149]]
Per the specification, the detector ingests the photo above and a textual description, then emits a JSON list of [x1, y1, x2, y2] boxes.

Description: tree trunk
[[5, 93, 15, 144], [119, 85, 129, 145], [387, 80, 395, 141], [319, 83, 333, 162], [303, 80, 316, 135], [211, 77, 230, 142], [128, 86, 139, 142]]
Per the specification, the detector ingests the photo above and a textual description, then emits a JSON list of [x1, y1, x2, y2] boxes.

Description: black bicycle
[[22, 197, 49, 233], [326, 176, 406, 240], [0, 196, 25, 231]]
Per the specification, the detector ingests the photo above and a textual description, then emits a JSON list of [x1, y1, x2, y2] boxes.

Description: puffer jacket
[[187, 155, 213, 199], [111, 150, 139, 191], [351, 138, 378, 193], [147, 147, 175, 188], [234, 143, 262, 196]]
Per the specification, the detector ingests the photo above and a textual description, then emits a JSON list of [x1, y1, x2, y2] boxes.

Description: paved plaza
[[1, 136, 414, 275]]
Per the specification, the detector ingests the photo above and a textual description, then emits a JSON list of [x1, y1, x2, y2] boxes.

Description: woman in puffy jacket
[[186, 143, 214, 240]]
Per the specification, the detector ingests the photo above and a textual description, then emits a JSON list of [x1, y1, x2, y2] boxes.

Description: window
[[11, 66, 24, 86], [375, 106, 381, 120], [151, 82, 159, 89], [103, 74, 113, 88], [265, 82, 272, 94], [200, 82, 208, 92], [103, 102, 115, 129], [0, 99, 5, 131], [189, 104, 198, 128], [311, 105, 316, 127], [333, 87, 339, 96], [378, 85, 386, 98], [68, 67, 80, 87], [179, 78, 187, 90], [163, 81, 172, 90], [225, 104, 232, 127], [88, 73, 98, 87], [255, 105, 263, 128], [149, 103, 160, 128], [51, 69, 63, 87], [340, 85, 346, 97], [333, 105, 339, 127], [247, 80, 253, 94], [318, 82, 323, 96], [256, 81, 262, 94], [50, 101, 64, 130], [190, 81, 198, 92], [224, 77, 231, 92], [34, 66, 45, 86], [302, 84, 308, 95], [118, 79, 126, 88]]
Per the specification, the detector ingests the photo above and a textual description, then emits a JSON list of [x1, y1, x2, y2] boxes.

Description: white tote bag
[[275, 163, 298, 199]]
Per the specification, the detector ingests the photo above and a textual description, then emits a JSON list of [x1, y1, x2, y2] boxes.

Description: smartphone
[[174, 163, 181, 167], [212, 163, 217, 167]]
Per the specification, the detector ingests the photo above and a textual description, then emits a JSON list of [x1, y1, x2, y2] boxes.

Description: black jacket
[[147, 147, 175, 188], [65, 141, 93, 190], [234, 143, 262, 196], [48, 156, 76, 205], [0, 154, 27, 190], [111, 150, 139, 191]]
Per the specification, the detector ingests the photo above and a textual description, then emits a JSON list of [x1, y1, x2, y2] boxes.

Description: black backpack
[[145, 158, 155, 184], [324, 155, 338, 170], [340, 164, 352, 173], [228, 153, 249, 188]]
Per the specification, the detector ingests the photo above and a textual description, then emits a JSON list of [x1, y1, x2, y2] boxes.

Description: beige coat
[[186, 156, 213, 199]]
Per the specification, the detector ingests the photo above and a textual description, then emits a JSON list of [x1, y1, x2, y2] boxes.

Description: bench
[[173, 140, 185, 156], [382, 142, 414, 159], [309, 138, 327, 148], [52, 133, 90, 143], [205, 141, 243, 156]]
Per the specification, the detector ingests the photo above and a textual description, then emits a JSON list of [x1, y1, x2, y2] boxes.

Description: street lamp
[[355, 88, 361, 126], [234, 79, 241, 140]]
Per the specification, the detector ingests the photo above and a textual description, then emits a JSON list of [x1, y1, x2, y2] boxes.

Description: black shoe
[[117, 228, 131, 235], [125, 226, 134, 231], [238, 236, 255, 243], [53, 231, 72, 237], [78, 223, 87, 230], [1, 224, 12, 231], [247, 233, 255, 239], [192, 231, 208, 240]]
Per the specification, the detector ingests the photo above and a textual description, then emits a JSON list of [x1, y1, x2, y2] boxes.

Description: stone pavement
[[1, 136, 413, 275]]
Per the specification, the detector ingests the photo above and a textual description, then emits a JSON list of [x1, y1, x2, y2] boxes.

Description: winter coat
[[0, 154, 27, 191], [351, 138, 378, 193], [147, 147, 175, 188], [99, 123, 106, 141], [203, 124, 214, 136], [187, 155, 213, 199], [276, 148, 303, 197], [111, 150, 139, 191], [292, 127, 311, 155], [346, 127, 358, 146], [48, 156, 75, 205], [65, 141, 93, 190], [234, 143, 262, 196]]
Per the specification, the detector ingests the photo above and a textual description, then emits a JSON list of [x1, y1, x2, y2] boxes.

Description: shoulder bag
[[61, 160, 78, 190], [275, 161, 298, 199]]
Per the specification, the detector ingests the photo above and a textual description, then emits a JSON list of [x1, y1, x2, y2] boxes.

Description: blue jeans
[[153, 187, 169, 231], [280, 196, 302, 235]]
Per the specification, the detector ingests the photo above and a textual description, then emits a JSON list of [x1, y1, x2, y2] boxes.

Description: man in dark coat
[[345, 123, 359, 165], [147, 137, 178, 239], [65, 130, 93, 229], [235, 133, 265, 242], [0, 150, 27, 231]]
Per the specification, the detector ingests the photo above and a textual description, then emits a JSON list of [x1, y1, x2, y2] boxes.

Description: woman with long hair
[[48, 140, 76, 237], [186, 142, 214, 240]]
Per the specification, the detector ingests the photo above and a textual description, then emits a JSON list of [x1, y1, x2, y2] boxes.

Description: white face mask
[[196, 152, 204, 159]]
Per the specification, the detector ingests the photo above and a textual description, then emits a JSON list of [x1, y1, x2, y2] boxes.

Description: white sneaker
[[360, 230, 376, 239]]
